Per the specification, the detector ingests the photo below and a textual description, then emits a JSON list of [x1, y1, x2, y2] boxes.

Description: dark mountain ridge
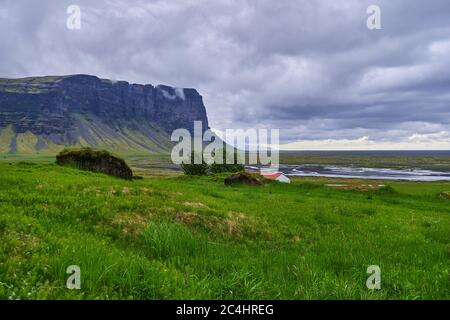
[[0, 74, 209, 154]]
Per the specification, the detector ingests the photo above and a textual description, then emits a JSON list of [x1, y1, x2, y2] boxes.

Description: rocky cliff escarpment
[[0, 74, 209, 154]]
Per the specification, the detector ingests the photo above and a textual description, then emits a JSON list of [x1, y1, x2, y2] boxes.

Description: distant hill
[[0, 74, 209, 154]]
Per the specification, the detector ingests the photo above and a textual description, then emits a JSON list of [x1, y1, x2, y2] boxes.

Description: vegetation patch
[[183, 201, 209, 209], [325, 183, 386, 192], [440, 191, 450, 200], [112, 212, 153, 236], [56, 147, 133, 180], [181, 150, 245, 176], [174, 210, 258, 237]]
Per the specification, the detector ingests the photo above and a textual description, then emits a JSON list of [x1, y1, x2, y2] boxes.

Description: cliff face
[[0, 74, 209, 154]]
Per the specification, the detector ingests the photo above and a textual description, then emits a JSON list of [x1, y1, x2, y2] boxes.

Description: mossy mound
[[224, 172, 263, 186], [56, 148, 133, 180]]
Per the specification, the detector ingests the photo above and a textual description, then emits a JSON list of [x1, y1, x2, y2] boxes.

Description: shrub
[[181, 149, 245, 176], [209, 149, 244, 173], [181, 151, 209, 176]]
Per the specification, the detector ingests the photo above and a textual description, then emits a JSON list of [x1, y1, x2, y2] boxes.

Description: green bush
[[181, 151, 209, 176], [181, 149, 244, 176], [209, 149, 244, 174]]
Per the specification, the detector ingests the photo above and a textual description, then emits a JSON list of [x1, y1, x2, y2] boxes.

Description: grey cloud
[[0, 0, 449, 146]]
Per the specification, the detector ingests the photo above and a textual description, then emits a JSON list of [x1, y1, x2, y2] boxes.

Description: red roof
[[260, 172, 283, 180]]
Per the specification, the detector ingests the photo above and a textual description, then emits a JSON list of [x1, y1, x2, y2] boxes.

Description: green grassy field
[[0, 159, 449, 300]]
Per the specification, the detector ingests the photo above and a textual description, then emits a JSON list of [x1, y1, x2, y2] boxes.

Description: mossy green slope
[[0, 125, 14, 153], [0, 115, 173, 155]]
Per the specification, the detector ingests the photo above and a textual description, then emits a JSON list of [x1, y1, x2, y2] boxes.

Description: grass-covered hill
[[0, 160, 448, 299]]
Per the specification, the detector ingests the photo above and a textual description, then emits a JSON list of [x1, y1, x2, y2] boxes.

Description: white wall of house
[[276, 175, 291, 184]]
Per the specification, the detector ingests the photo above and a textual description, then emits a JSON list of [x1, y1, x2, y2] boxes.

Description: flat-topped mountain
[[0, 74, 209, 154]]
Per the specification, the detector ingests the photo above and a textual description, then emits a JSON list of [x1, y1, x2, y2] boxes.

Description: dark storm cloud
[[0, 0, 449, 148]]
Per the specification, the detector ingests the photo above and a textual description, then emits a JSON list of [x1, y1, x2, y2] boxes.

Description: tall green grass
[[0, 162, 449, 299]]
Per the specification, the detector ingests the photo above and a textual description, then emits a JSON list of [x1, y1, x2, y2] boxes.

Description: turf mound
[[56, 148, 133, 180], [224, 172, 263, 186]]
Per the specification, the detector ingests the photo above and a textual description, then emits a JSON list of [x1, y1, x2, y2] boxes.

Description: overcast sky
[[1, 0, 449, 150]]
